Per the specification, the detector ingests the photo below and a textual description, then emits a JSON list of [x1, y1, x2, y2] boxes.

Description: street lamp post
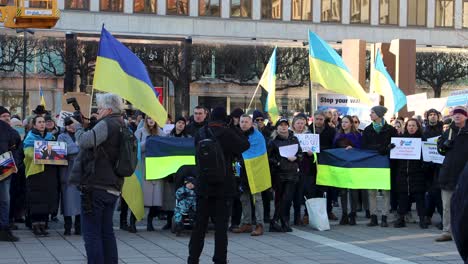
[[16, 29, 35, 119]]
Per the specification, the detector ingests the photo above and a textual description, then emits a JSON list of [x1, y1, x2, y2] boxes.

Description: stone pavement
[[0, 210, 462, 264]]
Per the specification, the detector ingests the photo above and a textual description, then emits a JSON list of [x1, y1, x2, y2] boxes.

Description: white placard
[[426, 136, 439, 143], [34, 141, 68, 165], [295, 134, 320, 153], [279, 144, 298, 158], [406, 93, 427, 115], [422, 142, 445, 164], [57, 111, 74, 128], [426, 98, 447, 113], [390, 137, 422, 160], [162, 124, 175, 135]]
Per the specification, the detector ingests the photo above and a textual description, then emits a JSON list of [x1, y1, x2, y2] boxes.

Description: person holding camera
[[435, 106, 468, 242], [70, 93, 126, 264]]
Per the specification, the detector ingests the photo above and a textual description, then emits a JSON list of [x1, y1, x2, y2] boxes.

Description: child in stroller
[[172, 176, 197, 236]]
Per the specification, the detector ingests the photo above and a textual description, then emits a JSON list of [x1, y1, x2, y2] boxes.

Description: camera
[[66, 97, 83, 123]]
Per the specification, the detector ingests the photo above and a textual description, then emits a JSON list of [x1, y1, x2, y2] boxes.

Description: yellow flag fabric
[[122, 174, 145, 221], [24, 147, 44, 178], [242, 129, 271, 194], [259, 47, 279, 122]]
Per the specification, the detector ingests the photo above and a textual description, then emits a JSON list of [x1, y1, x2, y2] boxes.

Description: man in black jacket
[[362, 106, 398, 228], [186, 106, 208, 137], [435, 106, 468, 242], [188, 107, 250, 264], [451, 163, 468, 263]]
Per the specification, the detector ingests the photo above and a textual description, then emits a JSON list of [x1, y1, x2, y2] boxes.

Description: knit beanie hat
[[230, 108, 244, 118], [211, 107, 227, 121], [252, 110, 264, 120], [0, 106, 10, 116], [371, 106, 388, 118], [175, 116, 187, 124]]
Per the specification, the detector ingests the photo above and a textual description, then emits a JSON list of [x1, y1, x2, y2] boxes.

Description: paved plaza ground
[[0, 208, 462, 264]]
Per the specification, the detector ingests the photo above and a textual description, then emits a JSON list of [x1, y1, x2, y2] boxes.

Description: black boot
[[162, 211, 173, 230], [394, 215, 406, 228], [39, 223, 49, 236], [0, 228, 19, 242], [74, 215, 81, 235], [349, 213, 357, 226], [269, 218, 283, 232], [380, 215, 388, 227], [367, 215, 378, 227], [365, 210, 371, 219], [339, 215, 349, 225], [280, 218, 292, 232], [147, 215, 155, 232], [419, 216, 428, 229], [64, 216, 72, 236], [128, 214, 137, 233]]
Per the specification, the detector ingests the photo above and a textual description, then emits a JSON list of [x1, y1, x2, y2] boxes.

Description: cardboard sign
[[61, 92, 92, 118], [295, 134, 320, 153], [34, 141, 68, 165], [162, 124, 175, 135], [422, 142, 445, 164], [390, 137, 422, 160], [0, 151, 17, 181], [57, 111, 74, 128], [406, 93, 427, 115]]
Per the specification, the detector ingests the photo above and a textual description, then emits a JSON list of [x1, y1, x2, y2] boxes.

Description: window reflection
[[231, 0, 252, 18], [407, 0, 426, 26], [167, 0, 189, 15], [134, 0, 157, 13], [292, 0, 312, 20], [379, 0, 398, 25], [350, 0, 369, 23], [435, 0, 453, 27], [199, 0, 220, 16], [261, 0, 282, 19], [321, 0, 341, 22]]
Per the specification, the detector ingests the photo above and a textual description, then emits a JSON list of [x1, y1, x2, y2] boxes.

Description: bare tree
[[0, 34, 40, 73], [38, 37, 65, 77], [416, 51, 468, 98]]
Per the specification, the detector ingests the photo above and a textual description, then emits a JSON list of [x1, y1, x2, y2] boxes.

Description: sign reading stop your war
[[295, 134, 320, 153], [390, 137, 422, 160]]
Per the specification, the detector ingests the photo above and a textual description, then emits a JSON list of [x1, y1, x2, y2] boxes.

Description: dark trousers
[[120, 198, 129, 223], [293, 176, 305, 220], [426, 188, 443, 218], [262, 190, 272, 221], [230, 197, 242, 227], [82, 190, 118, 264], [397, 192, 426, 217], [188, 197, 232, 264], [340, 189, 359, 215], [273, 181, 296, 224]]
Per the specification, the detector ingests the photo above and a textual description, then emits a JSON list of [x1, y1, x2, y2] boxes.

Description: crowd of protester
[[0, 96, 467, 264]]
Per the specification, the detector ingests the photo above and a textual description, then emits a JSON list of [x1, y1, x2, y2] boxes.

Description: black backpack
[[113, 124, 138, 177], [196, 127, 226, 184]]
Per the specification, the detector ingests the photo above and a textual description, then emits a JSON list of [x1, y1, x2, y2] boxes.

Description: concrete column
[[313, 0, 321, 22], [370, 0, 379, 25], [283, 0, 291, 21], [427, 0, 435, 28], [190, 0, 199, 16], [158, 0, 167, 15], [221, 0, 230, 18], [454, 0, 463, 29], [124, 0, 133, 14], [57, 0, 65, 10], [252, 0, 261, 20], [342, 39, 367, 89], [342, 0, 350, 24], [399, 0, 407, 27], [90, 0, 99, 12]]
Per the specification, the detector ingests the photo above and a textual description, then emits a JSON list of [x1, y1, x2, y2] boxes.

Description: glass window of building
[[379, 0, 398, 25], [350, 0, 370, 23], [321, 0, 341, 22], [261, 0, 282, 19], [100, 0, 124, 12], [464, 0, 468, 28], [435, 0, 453, 27], [167, 0, 189, 15], [65, 0, 90, 10], [292, 0, 312, 20], [199, 0, 220, 16], [231, 0, 252, 18], [407, 0, 426, 26], [134, 0, 157, 13]]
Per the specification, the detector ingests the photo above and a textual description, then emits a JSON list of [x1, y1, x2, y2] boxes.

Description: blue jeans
[[81, 189, 118, 264], [0, 178, 11, 229]]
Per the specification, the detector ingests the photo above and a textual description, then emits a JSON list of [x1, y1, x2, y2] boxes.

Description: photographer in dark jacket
[[70, 93, 125, 264], [188, 107, 249, 264], [435, 106, 468, 242]]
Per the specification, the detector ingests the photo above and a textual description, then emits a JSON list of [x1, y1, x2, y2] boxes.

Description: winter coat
[[437, 120, 468, 191], [0, 120, 22, 180], [423, 122, 444, 189], [394, 132, 428, 194], [361, 122, 398, 155], [451, 162, 468, 263], [423, 122, 443, 140], [268, 131, 303, 187], [186, 121, 207, 137], [194, 121, 250, 198], [333, 132, 362, 149], [57, 132, 81, 216]]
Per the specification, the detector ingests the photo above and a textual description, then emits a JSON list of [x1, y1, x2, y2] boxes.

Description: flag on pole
[[258, 47, 279, 122], [39, 85, 47, 109], [308, 31, 371, 105], [93, 26, 168, 126], [121, 138, 145, 221], [370, 49, 407, 114]]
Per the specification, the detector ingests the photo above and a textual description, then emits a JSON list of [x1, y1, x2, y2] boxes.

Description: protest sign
[[163, 124, 175, 135], [422, 142, 445, 164], [34, 141, 68, 165], [446, 89, 468, 107], [295, 134, 320, 153], [0, 151, 17, 181], [57, 111, 74, 128], [426, 98, 447, 113], [279, 144, 298, 158], [390, 137, 422, 160], [62, 92, 92, 117], [406, 93, 427, 115]]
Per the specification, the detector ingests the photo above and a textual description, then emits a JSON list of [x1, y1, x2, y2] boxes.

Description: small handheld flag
[[39, 85, 47, 109]]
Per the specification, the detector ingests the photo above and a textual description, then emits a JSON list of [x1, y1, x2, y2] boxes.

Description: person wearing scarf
[[23, 115, 58, 237]]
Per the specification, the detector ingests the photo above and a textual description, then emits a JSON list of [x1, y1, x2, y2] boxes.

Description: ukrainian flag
[[93, 27, 167, 126], [259, 47, 279, 122], [242, 128, 271, 194], [308, 31, 371, 105], [121, 138, 145, 220], [145, 137, 195, 180], [317, 148, 390, 190], [39, 85, 47, 109], [370, 49, 407, 115]]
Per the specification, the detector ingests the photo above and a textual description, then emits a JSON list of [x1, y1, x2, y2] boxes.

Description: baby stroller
[[171, 165, 198, 236]]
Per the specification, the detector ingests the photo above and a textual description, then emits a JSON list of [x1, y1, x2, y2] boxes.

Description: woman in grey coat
[[57, 117, 81, 236], [135, 116, 165, 231]]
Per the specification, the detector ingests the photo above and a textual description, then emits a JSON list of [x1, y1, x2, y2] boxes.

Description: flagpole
[[247, 83, 261, 111], [88, 86, 94, 118]]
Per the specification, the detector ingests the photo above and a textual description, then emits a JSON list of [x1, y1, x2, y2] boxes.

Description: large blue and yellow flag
[[370, 49, 407, 115], [259, 47, 279, 122], [242, 128, 271, 194], [146, 137, 195, 180], [39, 85, 47, 109], [317, 149, 390, 190], [308, 31, 371, 105], [122, 138, 145, 221], [93, 27, 167, 126]]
